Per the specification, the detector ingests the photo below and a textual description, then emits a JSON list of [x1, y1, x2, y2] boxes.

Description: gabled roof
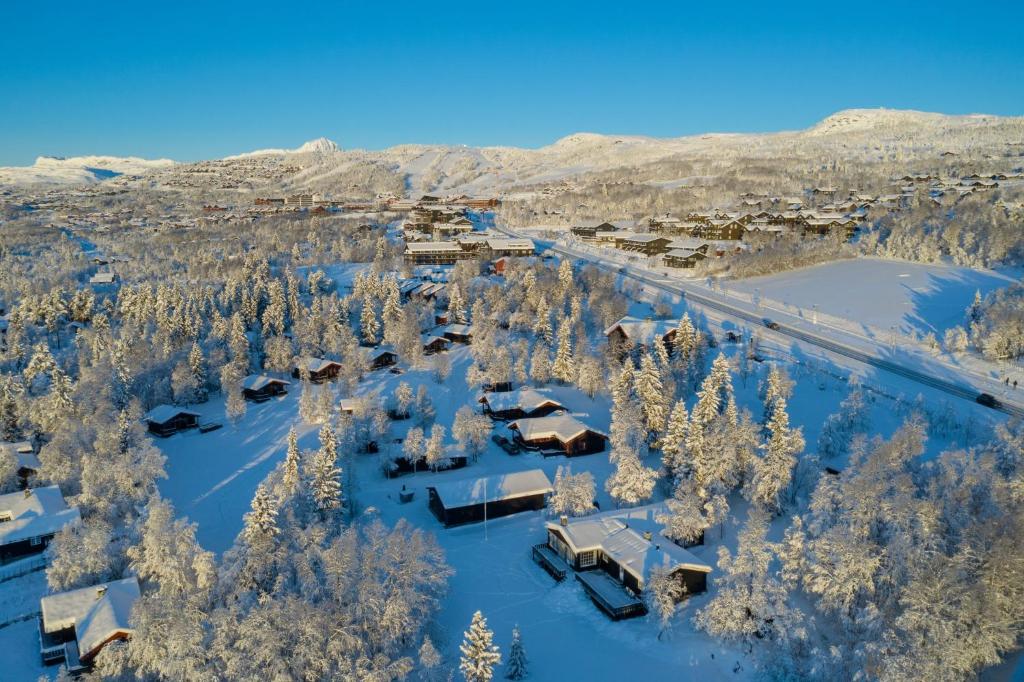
[[41, 577, 141, 662], [547, 504, 712, 584], [442, 323, 473, 336], [666, 238, 709, 251], [602, 316, 676, 346], [664, 248, 707, 259], [481, 387, 565, 414], [241, 375, 290, 391], [0, 485, 81, 546], [405, 241, 463, 253], [295, 356, 343, 374], [0, 441, 38, 472], [143, 404, 201, 425], [430, 469, 553, 509], [508, 414, 605, 443]]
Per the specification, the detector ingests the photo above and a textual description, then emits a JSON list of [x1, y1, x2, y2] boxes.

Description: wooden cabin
[[535, 505, 712, 619], [292, 357, 343, 383], [39, 577, 140, 672], [427, 469, 553, 527], [441, 324, 474, 344], [603, 316, 677, 355], [663, 248, 707, 269], [479, 388, 566, 421], [364, 345, 399, 370], [143, 405, 201, 437], [0, 486, 81, 564], [507, 415, 607, 456], [241, 375, 290, 402], [383, 452, 468, 478], [422, 335, 450, 355], [1, 441, 38, 488], [618, 234, 674, 256]]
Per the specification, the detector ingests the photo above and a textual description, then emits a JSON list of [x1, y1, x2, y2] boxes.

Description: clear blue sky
[[1, 1, 1022, 165]]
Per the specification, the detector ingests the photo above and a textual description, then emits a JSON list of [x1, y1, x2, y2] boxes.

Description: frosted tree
[[425, 424, 449, 471], [382, 279, 404, 346], [532, 298, 553, 345], [606, 449, 657, 507], [453, 406, 491, 462], [283, 426, 301, 495], [657, 480, 707, 546], [550, 320, 575, 384], [528, 343, 551, 385], [448, 283, 467, 324], [759, 364, 793, 429], [661, 399, 689, 480], [574, 354, 604, 398], [403, 426, 425, 470], [419, 635, 442, 681], [646, 565, 685, 639], [505, 625, 528, 680], [188, 341, 208, 402], [635, 353, 669, 437], [694, 507, 791, 645], [360, 294, 380, 346], [548, 466, 596, 517], [748, 396, 804, 514], [393, 381, 414, 419], [817, 385, 870, 460], [310, 424, 343, 516], [243, 484, 280, 548], [460, 611, 501, 682]]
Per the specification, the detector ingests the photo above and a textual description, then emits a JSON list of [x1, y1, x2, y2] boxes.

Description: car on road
[[762, 318, 781, 330], [976, 393, 1001, 409]]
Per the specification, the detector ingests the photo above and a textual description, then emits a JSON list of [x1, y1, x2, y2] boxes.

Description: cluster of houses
[[403, 236, 537, 265], [0, 448, 132, 673]]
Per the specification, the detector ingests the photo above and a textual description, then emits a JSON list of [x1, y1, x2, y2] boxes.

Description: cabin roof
[[547, 504, 712, 582], [241, 375, 290, 391], [295, 357, 342, 374], [508, 414, 604, 443], [481, 387, 565, 414], [405, 241, 463, 253], [143, 404, 201, 425], [0, 485, 81, 547], [430, 469, 553, 509], [41, 577, 140, 661], [603, 316, 676, 346]]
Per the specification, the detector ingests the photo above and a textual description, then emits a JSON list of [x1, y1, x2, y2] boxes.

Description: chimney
[[559, 515, 568, 527], [96, 586, 108, 598], [642, 531, 653, 541], [23, 488, 32, 499]]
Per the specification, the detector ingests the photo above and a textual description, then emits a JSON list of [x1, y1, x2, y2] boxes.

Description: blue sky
[[1, 1, 1022, 165]]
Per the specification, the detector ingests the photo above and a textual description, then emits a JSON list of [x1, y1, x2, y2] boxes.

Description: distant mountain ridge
[[2, 109, 1022, 190]]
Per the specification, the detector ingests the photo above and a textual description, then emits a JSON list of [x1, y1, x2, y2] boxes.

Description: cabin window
[[0, 512, 11, 523], [579, 550, 597, 568], [30, 536, 42, 546]]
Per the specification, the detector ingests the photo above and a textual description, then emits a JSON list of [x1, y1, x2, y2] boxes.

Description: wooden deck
[[531, 544, 569, 581], [575, 570, 646, 620]]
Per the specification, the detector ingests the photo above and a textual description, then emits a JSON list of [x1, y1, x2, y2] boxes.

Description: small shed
[[241, 375, 290, 402], [0, 440, 38, 486], [143, 405, 201, 437], [427, 469, 553, 527]]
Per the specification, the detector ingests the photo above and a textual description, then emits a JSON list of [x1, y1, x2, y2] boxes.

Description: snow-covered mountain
[[224, 137, 342, 159], [0, 154, 175, 188]]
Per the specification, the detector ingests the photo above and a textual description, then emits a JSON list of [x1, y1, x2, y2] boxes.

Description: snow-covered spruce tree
[[425, 424, 449, 471], [419, 635, 442, 681], [574, 353, 604, 398], [817, 385, 870, 460], [532, 298, 553, 346], [548, 466, 596, 517], [694, 507, 793, 646], [360, 294, 380, 346], [759, 364, 792, 429], [243, 483, 280, 548], [635, 352, 669, 438], [448, 282, 467, 325], [661, 399, 689, 481], [460, 611, 502, 682], [528, 343, 551, 385], [606, 448, 657, 507], [283, 426, 301, 495], [551, 319, 575, 384], [747, 395, 804, 514], [657, 479, 707, 547], [505, 625, 528, 680], [310, 424, 343, 516]]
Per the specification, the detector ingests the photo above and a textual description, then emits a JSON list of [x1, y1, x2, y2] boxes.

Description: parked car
[[976, 393, 1001, 409], [762, 318, 780, 330], [491, 434, 520, 455]]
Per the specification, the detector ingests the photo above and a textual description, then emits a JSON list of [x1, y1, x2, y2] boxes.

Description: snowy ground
[[724, 257, 1020, 339]]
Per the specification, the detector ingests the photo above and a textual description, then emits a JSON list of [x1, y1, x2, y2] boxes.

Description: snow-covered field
[[725, 257, 1020, 338]]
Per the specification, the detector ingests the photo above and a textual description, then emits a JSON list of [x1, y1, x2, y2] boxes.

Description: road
[[495, 224, 1024, 420]]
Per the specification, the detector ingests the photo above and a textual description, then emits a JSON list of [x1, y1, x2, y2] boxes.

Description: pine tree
[[528, 343, 551, 385], [748, 396, 804, 514], [448, 283, 467, 324], [606, 449, 657, 507], [188, 341, 208, 402], [532, 299, 552, 345], [505, 625, 528, 680], [550, 320, 575, 384], [360, 295, 380, 346], [243, 484, 280, 547], [382, 279, 404, 346], [657, 480, 707, 547], [419, 635, 442, 680], [283, 427, 301, 494], [661, 400, 689, 480], [635, 353, 669, 437], [460, 611, 501, 682], [310, 424, 342, 514]]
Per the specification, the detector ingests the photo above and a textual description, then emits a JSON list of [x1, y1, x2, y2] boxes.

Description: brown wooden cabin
[[422, 335, 450, 355], [427, 469, 553, 527], [241, 376, 290, 402], [663, 249, 707, 269], [143, 406, 201, 437], [292, 358, 343, 383], [479, 388, 566, 421], [507, 415, 607, 457]]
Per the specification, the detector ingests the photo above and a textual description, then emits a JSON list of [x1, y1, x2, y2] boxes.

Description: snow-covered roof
[[295, 356, 342, 374], [547, 504, 712, 584], [508, 414, 605, 443], [143, 404, 201, 425], [89, 272, 117, 284], [664, 248, 706, 259], [443, 323, 473, 336], [1, 441, 41, 473], [430, 469, 553, 509], [405, 241, 463, 253], [666, 238, 709, 251], [0, 485, 81, 546], [481, 387, 565, 413], [485, 238, 535, 251], [602, 316, 676, 346], [622, 233, 666, 244], [241, 375, 290, 391], [40, 577, 140, 662], [422, 334, 449, 346]]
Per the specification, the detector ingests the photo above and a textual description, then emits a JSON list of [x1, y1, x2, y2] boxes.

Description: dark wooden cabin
[[427, 469, 553, 527], [143, 406, 201, 437]]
